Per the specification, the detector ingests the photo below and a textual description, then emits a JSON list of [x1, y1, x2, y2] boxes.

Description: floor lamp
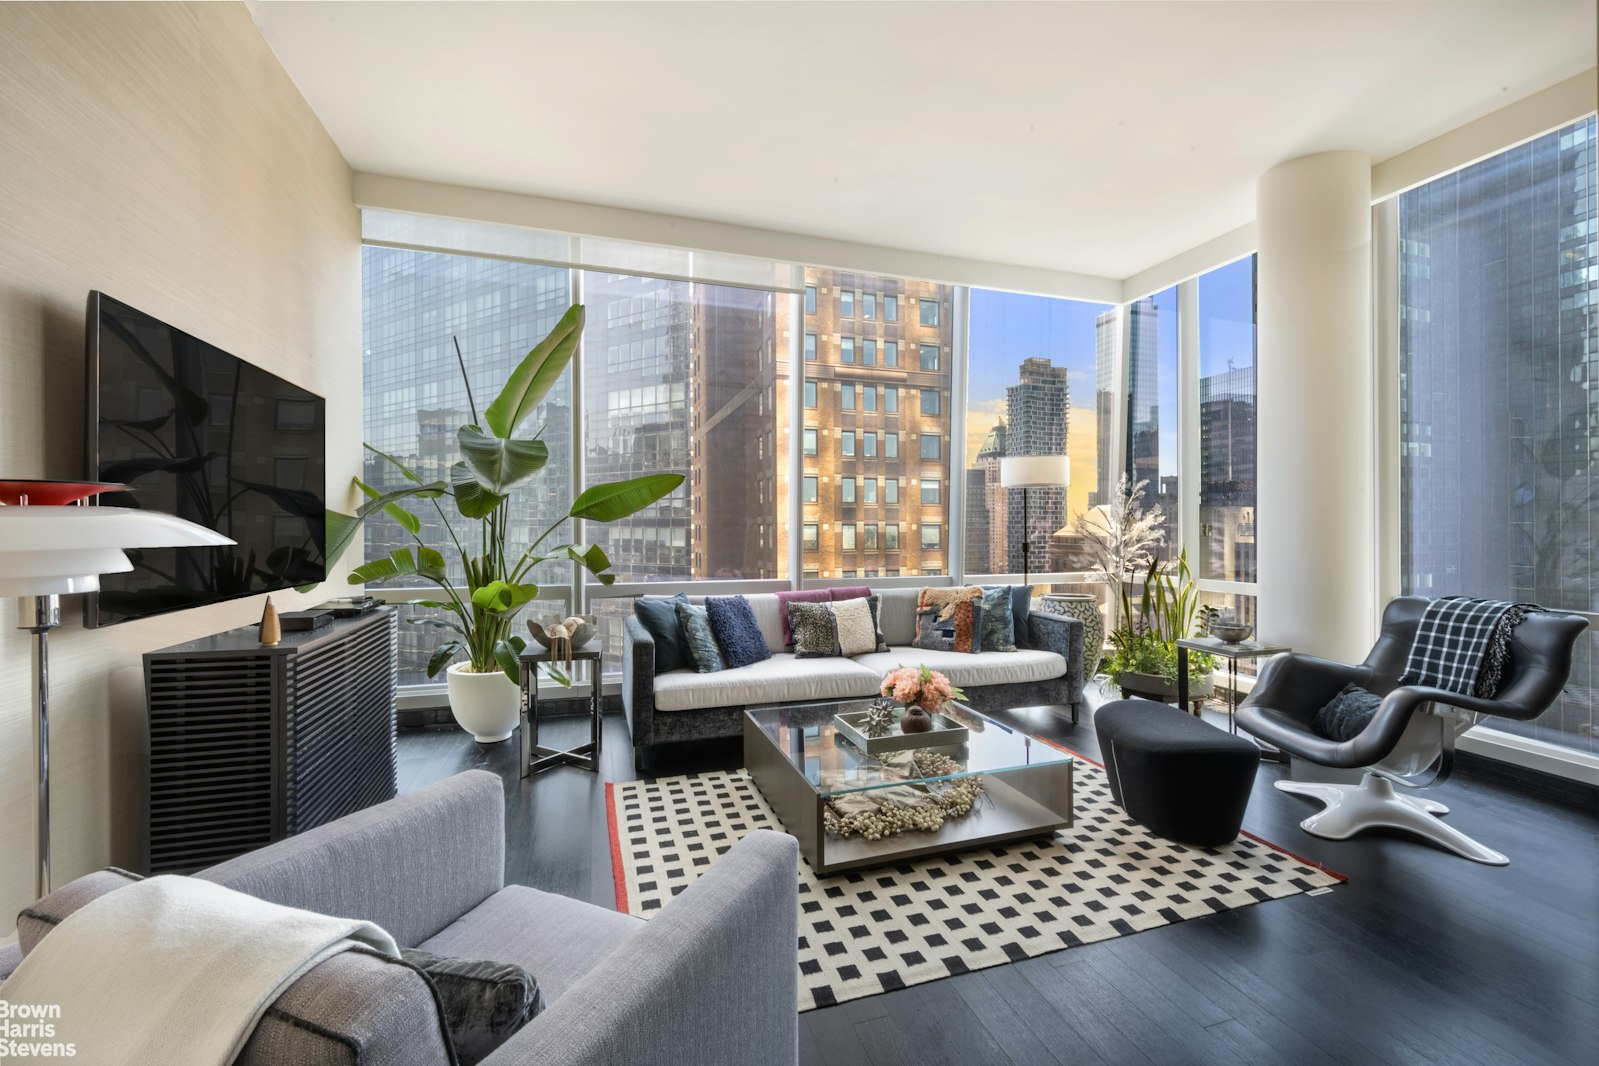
[[0, 480, 233, 897], [998, 456, 1071, 587]]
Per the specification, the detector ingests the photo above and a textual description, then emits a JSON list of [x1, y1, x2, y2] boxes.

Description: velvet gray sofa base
[[3, 771, 800, 1066], [624, 587, 1086, 772]]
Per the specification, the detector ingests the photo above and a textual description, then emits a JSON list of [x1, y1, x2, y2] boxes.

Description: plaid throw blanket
[[1399, 597, 1541, 697]]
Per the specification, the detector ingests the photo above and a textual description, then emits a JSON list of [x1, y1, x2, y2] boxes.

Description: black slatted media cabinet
[[143, 607, 398, 873]]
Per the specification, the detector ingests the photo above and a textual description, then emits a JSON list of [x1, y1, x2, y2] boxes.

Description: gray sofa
[[0, 770, 800, 1066], [624, 587, 1086, 771]]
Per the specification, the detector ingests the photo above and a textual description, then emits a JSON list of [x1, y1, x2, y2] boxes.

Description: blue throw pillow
[[675, 601, 726, 673], [633, 594, 689, 675], [705, 595, 772, 669], [979, 586, 1017, 652], [1010, 585, 1033, 649], [1311, 683, 1383, 741]]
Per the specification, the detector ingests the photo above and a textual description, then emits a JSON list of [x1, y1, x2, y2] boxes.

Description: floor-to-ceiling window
[[1196, 256, 1257, 585], [581, 273, 786, 663], [1399, 116, 1598, 753], [1125, 286, 1181, 559], [964, 289, 1114, 614], [361, 247, 574, 685]]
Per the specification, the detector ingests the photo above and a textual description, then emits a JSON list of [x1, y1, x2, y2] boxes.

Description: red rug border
[[605, 781, 630, 911], [1036, 734, 1350, 883]]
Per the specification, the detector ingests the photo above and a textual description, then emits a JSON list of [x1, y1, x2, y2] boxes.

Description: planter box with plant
[[1106, 551, 1218, 710], [321, 305, 682, 742]]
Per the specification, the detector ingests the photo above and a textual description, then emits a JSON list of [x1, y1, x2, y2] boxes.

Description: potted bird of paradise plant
[[322, 305, 682, 742]]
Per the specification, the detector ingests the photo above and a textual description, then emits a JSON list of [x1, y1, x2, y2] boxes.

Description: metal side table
[[1176, 636, 1291, 761], [519, 648, 603, 775]]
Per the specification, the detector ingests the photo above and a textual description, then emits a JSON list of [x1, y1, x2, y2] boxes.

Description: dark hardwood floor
[[397, 686, 1599, 1066]]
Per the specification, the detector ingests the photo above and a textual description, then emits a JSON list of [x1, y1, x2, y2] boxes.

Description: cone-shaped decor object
[[260, 596, 281, 646]]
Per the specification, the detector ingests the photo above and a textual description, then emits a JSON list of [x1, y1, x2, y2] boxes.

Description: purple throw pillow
[[775, 589, 831, 646], [829, 586, 872, 603]]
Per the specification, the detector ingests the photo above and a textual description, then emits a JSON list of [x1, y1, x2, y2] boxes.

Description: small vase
[[899, 705, 934, 734]]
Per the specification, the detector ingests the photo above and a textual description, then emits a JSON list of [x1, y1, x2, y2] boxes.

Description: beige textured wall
[[0, 2, 360, 932]]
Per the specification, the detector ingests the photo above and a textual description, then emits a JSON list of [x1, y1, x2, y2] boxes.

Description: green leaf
[[471, 580, 541, 614], [411, 599, 455, 610], [321, 510, 361, 574], [568, 473, 684, 523], [493, 640, 523, 682], [565, 543, 613, 579], [347, 546, 448, 586], [484, 304, 585, 437], [363, 443, 423, 484], [544, 664, 573, 688], [457, 425, 549, 493], [407, 616, 469, 638], [427, 641, 464, 679], [353, 478, 447, 521], [449, 461, 507, 519]]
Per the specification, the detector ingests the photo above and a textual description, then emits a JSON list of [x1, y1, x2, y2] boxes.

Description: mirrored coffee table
[[744, 699, 1074, 875]]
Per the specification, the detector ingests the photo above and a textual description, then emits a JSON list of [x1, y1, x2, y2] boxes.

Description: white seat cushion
[[852, 646, 1065, 689], [653, 653, 882, 712]]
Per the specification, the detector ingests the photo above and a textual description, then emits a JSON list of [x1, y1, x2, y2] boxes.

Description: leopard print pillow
[[787, 601, 839, 658]]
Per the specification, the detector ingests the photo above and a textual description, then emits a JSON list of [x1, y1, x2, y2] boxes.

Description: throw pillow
[[979, 586, 1017, 652], [828, 586, 873, 603], [401, 948, 543, 1066], [675, 601, 726, 673], [633, 594, 690, 674], [1310, 683, 1384, 742], [1010, 585, 1034, 649], [832, 597, 880, 657], [788, 600, 840, 657], [862, 593, 890, 653], [774, 589, 831, 646], [705, 595, 772, 669], [914, 587, 984, 653]]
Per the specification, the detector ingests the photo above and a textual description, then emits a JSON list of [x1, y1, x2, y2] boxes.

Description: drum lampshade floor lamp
[[998, 456, 1071, 586], [0, 480, 233, 897]]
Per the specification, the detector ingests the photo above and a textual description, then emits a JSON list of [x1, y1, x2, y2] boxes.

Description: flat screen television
[[84, 291, 328, 627]]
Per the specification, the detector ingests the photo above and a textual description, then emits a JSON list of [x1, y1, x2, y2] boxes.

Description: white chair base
[[1275, 772, 1509, 866]]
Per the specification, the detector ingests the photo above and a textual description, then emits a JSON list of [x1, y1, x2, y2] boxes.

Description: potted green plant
[[1105, 550, 1217, 708], [323, 305, 682, 742]]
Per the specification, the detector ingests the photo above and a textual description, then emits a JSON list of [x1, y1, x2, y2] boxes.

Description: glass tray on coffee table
[[743, 699, 1074, 876]]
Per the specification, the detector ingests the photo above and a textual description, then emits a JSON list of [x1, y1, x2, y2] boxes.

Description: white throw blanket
[[1, 875, 398, 1065]]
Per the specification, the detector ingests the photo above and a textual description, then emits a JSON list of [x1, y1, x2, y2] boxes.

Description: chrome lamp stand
[[20, 593, 60, 897]]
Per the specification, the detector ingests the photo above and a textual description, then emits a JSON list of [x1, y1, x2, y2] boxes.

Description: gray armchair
[[4, 771, 801, 1066], [1236, 596, 1587, 865]]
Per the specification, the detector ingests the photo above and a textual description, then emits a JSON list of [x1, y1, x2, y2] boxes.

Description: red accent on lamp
[[0, 479, 126, 506]]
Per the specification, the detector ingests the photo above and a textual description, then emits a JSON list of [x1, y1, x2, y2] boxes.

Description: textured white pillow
[[832, 597, 879, 657]]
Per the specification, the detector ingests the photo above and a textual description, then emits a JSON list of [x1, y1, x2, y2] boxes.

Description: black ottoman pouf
[[1094, 699, 1260, 846]]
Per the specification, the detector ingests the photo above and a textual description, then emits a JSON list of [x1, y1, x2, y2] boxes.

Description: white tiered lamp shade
[[0, 506, 234, 595], [999, 455, 1071, 489]]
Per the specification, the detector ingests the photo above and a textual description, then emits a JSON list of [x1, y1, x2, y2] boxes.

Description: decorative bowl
[[527, 615, 597, 650], [1208, 621, 1253, 644]]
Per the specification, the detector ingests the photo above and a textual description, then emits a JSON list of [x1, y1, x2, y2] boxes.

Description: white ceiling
[[253, 0, 1594, 282]]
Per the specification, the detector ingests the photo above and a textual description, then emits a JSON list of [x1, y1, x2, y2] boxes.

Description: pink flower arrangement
[[880, 664, 967, 712]]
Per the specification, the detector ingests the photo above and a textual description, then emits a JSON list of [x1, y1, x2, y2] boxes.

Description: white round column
[[1256, 151, 1376, 664]]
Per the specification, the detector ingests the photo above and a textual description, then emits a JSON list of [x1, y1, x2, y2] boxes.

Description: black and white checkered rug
[[607, 756, 1344, 1011]]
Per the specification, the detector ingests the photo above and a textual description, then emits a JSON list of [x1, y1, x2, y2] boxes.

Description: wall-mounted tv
[[84, 292, 328, 627]]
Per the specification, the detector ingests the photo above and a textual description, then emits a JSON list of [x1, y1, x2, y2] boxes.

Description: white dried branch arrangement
[[1070, 475, 1166, 633]]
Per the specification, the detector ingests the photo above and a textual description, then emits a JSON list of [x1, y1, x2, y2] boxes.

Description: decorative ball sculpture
[[527, 615, 597, 651], [863, 701, 897, 738]]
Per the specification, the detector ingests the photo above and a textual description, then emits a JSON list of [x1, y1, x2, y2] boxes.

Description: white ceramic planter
[[446, 661, 520, 743]]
